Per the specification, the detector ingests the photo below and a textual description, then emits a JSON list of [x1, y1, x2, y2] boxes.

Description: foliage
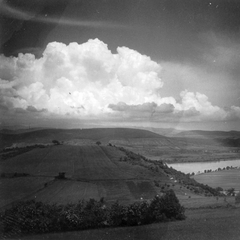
[[52, 140, 60, 145], [55, 172, 66, 179], [215, 187, 223, 192], [1, 190, 185, 235], [226, 188, 235, 196], [108, 201, 127, 226], [235, 192, 240, 204]]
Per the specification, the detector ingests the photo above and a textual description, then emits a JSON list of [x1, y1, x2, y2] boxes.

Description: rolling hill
[[1, 127, 240, 162], [175, 130, 240, 139], [0, 144, 170, 208], [0, 128, 164, 148], [0, 129, 238, 213]]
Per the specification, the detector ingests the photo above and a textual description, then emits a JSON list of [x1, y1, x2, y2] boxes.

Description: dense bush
[[235, 192, 240, 204], [0, 190, 185, 235]]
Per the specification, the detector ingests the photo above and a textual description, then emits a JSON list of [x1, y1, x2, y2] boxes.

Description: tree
[[215, 187, 223, 192], [235, 192, 240, 204], [96, 141, 101, 146], [226, 188, 235, 196], [52, 140, 60, 145]]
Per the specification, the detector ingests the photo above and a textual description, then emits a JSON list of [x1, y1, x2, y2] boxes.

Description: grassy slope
[[1, 143, 237, 209], [0, 145, 167, 207], [0, 177, 53, 209], [0, 145, 155, 179]]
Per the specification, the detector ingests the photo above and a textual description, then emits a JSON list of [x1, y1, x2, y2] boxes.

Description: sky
[[0, 0, 240, 131]]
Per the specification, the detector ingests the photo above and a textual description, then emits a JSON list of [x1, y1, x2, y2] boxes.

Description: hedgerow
[[0, 190, 185, 235]]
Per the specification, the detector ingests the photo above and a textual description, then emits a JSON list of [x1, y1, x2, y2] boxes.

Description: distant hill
[[176, 130, 240, 139], [1, 128, 240, 161], [139, 127, 182, 137], [175, 130, 240, 147], [0, 128, 165, 148]]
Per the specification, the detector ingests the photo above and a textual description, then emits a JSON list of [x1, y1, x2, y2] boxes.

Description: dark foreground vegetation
[[0, 190, 185, 235]]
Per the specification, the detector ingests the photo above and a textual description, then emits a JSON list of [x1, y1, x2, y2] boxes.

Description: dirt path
[[6, 207, 240, 240]]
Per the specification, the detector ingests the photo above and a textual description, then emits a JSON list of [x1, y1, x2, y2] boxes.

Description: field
[[0, 176, 53, 210], [0, 144, 167, 179], [0, 144, 171, 208], [193, 169, 240, 191], [0, 142, 238, 211]]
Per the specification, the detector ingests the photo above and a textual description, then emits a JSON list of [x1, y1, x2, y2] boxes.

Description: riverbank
[[167, 159, 240, 174]]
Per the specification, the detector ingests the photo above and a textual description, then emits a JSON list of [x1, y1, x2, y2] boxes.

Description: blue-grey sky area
[[0, 0, 240, 130]]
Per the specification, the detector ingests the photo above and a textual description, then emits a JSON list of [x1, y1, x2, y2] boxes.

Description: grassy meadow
[[193, 169, 240, 191]]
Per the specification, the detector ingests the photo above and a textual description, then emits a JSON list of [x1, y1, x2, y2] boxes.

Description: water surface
[[167, 159, 240, 174]]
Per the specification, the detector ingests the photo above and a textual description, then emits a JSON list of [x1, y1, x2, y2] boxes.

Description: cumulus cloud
[[0, 39, 162, 116], [0, 38, 239, 125]]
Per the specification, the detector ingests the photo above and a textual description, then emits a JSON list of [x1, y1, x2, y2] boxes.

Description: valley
[[0, 128, 239, 239]]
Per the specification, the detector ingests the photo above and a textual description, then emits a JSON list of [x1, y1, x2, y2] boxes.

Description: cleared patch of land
[[193, 169, 240, 191]]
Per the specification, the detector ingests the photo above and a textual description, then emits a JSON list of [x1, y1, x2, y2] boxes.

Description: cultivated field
[[0, 144, 169, 208], [193, 169, 240, 191], [0, 176, 53, 209], [1, 142, 238, 210], [0, 145, 160, 179]]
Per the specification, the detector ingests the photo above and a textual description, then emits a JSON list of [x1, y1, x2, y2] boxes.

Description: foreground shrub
[[235, 192, 240, 204], [1, 190, 185, 235], [125, 201, 150, 226], [107, 201, 127, 226], [1, 200, 62, 234]]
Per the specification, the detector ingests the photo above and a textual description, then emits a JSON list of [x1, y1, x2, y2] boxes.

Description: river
[[167, 159, 240, 174]]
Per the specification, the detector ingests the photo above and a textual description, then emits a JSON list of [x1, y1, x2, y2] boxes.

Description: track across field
[[0, 176, 53, 209]]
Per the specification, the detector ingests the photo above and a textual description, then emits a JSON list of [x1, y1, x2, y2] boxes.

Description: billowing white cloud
[[0, 38, 239, 125], [176, 90, 228, 121], [0, 39, 163, 117]]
